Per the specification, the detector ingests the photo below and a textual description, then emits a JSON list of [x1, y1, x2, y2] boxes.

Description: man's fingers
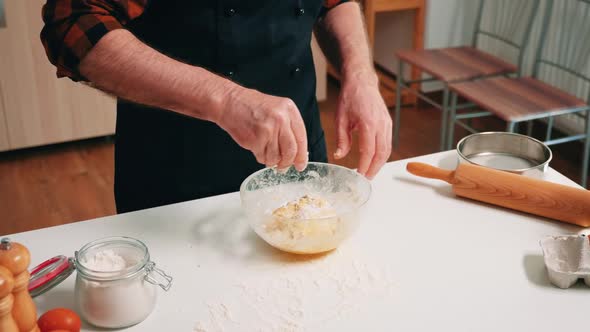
[[357, 126, 375, 177], [252, 147, 266, 165], [334, 112, 352, 160], [366, 125, 391, 179], [264, 131, 280, 168], [290, 109, 308, 171], [277, 125, 297, 169]]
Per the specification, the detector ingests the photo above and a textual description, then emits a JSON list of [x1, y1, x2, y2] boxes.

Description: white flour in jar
[[77, 249, 157, 328], [82, 250, 127, 271]]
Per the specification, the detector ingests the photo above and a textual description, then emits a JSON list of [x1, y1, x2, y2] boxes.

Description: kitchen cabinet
[[0, 0, 116, 152], [0, 90, 9, 150]]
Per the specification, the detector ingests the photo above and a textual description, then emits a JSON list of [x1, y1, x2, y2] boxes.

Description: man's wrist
[[341, 63, 378, 88], [184, 67, 239, 124], [213, 82, 239, 126]]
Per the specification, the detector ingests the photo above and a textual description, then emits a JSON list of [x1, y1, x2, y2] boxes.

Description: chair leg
[[446, 92, 458, 150], [545, 116, 554, 141], [507, 121, 516, 132], [582, 110, 590, 188], [393, 60, 404, 149], [440, 86, 449, 151], [526, 121, 533, 137]]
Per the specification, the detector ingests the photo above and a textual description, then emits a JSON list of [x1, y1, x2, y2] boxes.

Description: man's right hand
[[216, 87, 309, 171]]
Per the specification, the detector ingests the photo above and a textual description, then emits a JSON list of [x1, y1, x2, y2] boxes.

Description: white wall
[[423, 0, 478, 49]]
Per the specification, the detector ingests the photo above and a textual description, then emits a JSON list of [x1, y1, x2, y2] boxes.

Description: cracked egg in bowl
[[239, 163, 371, 254]]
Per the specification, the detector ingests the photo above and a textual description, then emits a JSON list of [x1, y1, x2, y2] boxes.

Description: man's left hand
[[334, 76, 392, 179]]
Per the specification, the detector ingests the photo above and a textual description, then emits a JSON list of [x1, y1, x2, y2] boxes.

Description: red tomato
[[38, 308, 81, 332]]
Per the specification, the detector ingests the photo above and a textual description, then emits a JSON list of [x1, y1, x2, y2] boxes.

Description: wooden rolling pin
[[407, 162, 590, 227]]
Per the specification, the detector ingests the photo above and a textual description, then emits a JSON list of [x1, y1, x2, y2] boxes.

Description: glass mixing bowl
[[240, 162, 372, 254]]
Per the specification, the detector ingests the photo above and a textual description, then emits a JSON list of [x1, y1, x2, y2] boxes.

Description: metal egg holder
[[540, 234, 590, 289]]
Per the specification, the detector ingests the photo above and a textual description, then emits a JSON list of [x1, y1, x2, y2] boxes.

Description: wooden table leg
[[408, 1, 426, 105], [364, 0, 376, 48]]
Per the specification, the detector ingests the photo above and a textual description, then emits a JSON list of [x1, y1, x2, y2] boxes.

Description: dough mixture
[[271, 195, 336, 220], [262, 195, 345, 254]]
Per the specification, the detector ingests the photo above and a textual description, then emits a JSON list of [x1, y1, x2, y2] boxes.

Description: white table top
[[8, 151, 590, 332]]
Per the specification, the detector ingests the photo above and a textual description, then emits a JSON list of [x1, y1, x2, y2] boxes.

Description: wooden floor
[[0, 80, 583, 235]]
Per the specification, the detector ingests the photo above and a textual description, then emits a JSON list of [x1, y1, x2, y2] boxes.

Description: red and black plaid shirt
[[41, 0, 348, 81]]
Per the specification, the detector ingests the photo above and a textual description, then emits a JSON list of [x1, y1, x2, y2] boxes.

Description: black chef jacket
[[114, 1, 331, 213]]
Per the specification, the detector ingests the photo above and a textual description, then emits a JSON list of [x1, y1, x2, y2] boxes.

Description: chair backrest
[[472, 0, 541, 73], [533, 0, 590, 103]]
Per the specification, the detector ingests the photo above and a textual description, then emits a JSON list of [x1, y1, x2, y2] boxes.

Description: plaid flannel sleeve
[[319, 0, 350, 18], [40, 0, 148, 80]]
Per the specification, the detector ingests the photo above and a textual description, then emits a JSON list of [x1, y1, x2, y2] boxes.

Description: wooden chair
[[393, 0, 540, 151], [448, 0, 590, 187]]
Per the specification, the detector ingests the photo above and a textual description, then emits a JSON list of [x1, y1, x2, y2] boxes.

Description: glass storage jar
[[29, 236, 172, 329]]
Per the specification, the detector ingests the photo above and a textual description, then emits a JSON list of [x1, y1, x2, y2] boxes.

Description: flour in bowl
[[272, 195, 337, 220], [261, 195, 347, 254]]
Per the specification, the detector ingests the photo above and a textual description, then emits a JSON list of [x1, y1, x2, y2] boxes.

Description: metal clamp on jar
[[28, 236, 172, 329]]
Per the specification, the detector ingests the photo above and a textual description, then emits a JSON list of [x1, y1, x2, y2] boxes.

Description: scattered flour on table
[[192, 246, 397, 332]]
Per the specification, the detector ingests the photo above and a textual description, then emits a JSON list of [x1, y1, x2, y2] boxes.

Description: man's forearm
[[314, 2, 378, 86], [79, 29, 238, 123], [314, 2, 391, 177]]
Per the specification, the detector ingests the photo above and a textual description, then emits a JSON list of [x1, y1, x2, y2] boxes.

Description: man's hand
[[314, 2, 392, 179], [334, 75, 392, 179], [217, 86, 309, 171]]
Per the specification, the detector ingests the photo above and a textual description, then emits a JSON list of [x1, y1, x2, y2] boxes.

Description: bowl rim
[[456, 131, 552, 173], [239, 162, 372, 220]]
